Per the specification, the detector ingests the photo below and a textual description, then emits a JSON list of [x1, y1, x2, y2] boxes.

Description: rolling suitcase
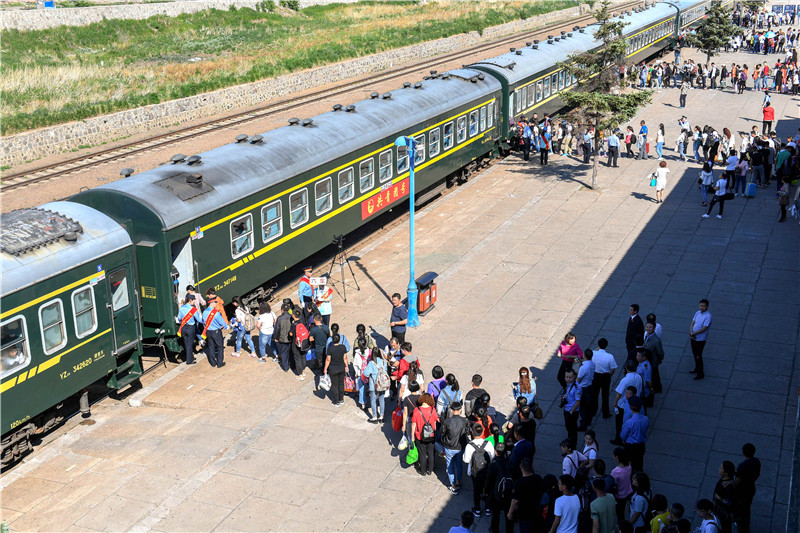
[[744, 178, 757, 198]]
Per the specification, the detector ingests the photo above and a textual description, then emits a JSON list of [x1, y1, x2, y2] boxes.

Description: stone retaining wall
[[0, 3, 612, 168]]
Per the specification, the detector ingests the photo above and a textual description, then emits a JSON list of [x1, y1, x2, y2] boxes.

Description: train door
[[171, 238, 195, 305], [107, 264, 140, 355]]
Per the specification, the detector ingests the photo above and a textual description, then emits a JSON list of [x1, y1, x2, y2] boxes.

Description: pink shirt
[[558, 341, 584, 362], [612, 464, 633, 499]]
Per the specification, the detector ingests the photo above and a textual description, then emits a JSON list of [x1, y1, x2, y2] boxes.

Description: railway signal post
[[394, 136, 420, 329]]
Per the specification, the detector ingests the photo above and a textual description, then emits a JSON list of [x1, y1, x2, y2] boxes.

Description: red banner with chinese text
[[360, 178, 410, 220]]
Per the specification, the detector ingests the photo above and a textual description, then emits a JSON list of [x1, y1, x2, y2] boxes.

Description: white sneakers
[[716, 214, 723, 219], [702, 214, 710, 218]]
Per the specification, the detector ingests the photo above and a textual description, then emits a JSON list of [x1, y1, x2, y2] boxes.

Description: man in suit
[[625, 304, 644, 357], [642, 321, 665, 393]]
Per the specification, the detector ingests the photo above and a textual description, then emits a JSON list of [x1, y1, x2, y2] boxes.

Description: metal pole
[[396, 136, 420, 328]]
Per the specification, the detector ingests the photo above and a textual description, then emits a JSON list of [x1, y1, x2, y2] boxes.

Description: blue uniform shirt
[[636, 361, 652, 397], [564, 382, 582, 411], [608, 134, 620, 148], [578, 360, 595, 389], [202, 307, 227, 331], [523, 125, 532, 139], [178, 303, 201, 327], [298, 279, 313, 302], [621, 412, 649, 444]]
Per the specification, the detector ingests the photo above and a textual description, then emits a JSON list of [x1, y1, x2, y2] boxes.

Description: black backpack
[[493, 462, 514, 502], [420, 409, 435, 442], [469, 441, 491, 476]]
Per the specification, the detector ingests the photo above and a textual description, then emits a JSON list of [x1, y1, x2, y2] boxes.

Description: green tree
[[558, 0, 651, 189], [740, 0, 766, 12], [687, 0, 739, 65]]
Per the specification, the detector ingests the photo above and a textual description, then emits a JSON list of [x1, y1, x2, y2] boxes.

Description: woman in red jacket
[[411, 393, 439, 476], [762, 104, 775, 136]]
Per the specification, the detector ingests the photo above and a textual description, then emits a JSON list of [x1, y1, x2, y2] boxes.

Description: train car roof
[[468, 0, 686, 85], [1, 201, 132, 297], [77, 69, 501, 232]]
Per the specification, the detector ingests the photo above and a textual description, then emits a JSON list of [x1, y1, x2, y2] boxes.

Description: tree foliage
[[557, 0, 652, 189], [687, 0, 739, 65]]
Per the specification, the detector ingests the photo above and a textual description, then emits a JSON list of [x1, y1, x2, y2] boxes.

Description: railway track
[[1, 0, 642, 192]]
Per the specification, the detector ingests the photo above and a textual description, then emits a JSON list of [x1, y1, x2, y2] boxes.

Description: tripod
[[326, 235, 360, 302]]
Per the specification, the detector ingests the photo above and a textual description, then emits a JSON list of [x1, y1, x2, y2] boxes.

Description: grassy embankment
[[1, 0, 578, 135]]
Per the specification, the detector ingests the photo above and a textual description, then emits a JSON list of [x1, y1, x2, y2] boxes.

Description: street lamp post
[[394, 135, 420, 328]]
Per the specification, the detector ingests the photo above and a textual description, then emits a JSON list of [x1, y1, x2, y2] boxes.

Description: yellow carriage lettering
[[10, 416, 31, 429], [73, 358, 92, 373]]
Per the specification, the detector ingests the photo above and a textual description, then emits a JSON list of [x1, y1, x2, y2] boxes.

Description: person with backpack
[[273, 302, 293, 372], [696, 499, 722, 533], [442, 401, 469, 494], [230, 297, 257, 358], [426, 365, 446, 402], [560, 438, 587, 479], [463, 424, 496, 518], [289, 310, 309, 380], [463, 374, 487, 418], [485, 442, 515, 533], [629, 472, 652, 533], [411, 393, 439, 476], [308, 313, 330, 370], [363, 347, 390, 423], [437, 373, 462, 418]]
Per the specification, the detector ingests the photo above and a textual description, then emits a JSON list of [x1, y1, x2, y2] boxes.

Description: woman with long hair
[[231, 297, 256, 358], [437, 373, 462, 417], [655, 123, 665, 160], [556, 332, 583, 391], [514, 367, 536, 407]]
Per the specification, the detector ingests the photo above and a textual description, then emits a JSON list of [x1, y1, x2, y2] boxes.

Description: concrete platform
[[2, 47, 798, 532]]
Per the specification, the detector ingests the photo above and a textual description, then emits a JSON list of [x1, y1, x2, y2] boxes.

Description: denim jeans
[[693, 141, 702, 161], [235, 327, 255, 354], [701, 184, 711, 203], [369, 388, 385, 420], [358, 377, 367, 405], [656, 142, 663, 159], [678, 142, 686, 159], [444, 448, 463, 486], [258, 333, 273, 358]]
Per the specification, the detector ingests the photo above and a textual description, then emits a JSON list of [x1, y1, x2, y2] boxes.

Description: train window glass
[[508, 92, 514, 115], [487, 103, 494, 128], [72, 286, 97, 339], [338, 168, 354, 203], [521, 86, 528, 109], [457, 116, 467, 143], [543, 78, 550, 98], [1, 317, 30, 378], [480, 106, 486, 131], [379, 150, 392, 182], [552, 74, 558, 92], [443, 122, 454, 150], [469, 111, 478, 137], [261, 200, 282, 243], [109, 268, 130, 312], [429, 128, 440, 157], [289, 189, 309, 228], [527, 86, 535, 106], [315, 178, 333, 215], [397, 145, 409, 174], [515, 90, 522, 112], [360, 159, 374, 191], [414, 134, 425, 165], [558, 71, 565, 90], [39, 300, 66, 355], [536, 81, 543, 102], [230, 213, 254, 258]]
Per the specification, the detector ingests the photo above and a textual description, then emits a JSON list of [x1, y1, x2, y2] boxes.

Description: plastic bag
[[405, 443, 418, 465], [398, 435, 409, 451], [319, 374, 331, 391]]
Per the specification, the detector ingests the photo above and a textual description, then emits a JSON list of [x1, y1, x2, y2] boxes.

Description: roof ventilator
[[561, 31, 566, 36], [469, 76, 478, 83], [235, 134, 248, 143], [441, 73, 450, 79], [170, 154, 186, 164], [510, 47, 516, 52], [249, 135, 264, 144], [120, 168, 134, 178], [533, 39, 540, 44], [403, 82, 412, 88], [186, 155, 202, 165], [532, 44, 539, 49], [333, 104, 343, 111], [573, 26, 580, 31], [430, 70, 438, 77], [568, 32, 573, 37], [414, 82, 422, 89], [477, 74, 485, 80], [555, 37, 561, 42], [579, 28, 585, 33], [370, 92, 380, 99], [548, 38, 554, 44], [301, 118, 313, 127], [345, 105, 356, 112], [288, 117, 300, 125], [526, 42, 532, 47], [382, 93, 392, 99], [185, 174, 203, 185]]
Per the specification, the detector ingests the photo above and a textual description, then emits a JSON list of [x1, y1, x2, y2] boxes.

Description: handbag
[[319, 373, 331, 391], [534, 403, 544, 420], [649, 172, 657, 187], [405, 443, 419, 465], [392, 405, 404, 432], [723, 191, 735, 200], [344, 374, 356, 393]]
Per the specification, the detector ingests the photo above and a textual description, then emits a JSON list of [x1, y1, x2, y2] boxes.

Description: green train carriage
[[73, 69, 503, 352], [0, 202, 143, 465]]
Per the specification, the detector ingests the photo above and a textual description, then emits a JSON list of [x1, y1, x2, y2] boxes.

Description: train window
[[527, 86, 535, 106], [72, 286, 97, 339], [443, 122, 454, 150], [360, 159, 374, 192], [457, 116, 467, 143], [230, 213, 254, 258], [39, 300, 67, 355], [543, 78, 550, 98], [429, 128, 440, 158], [536, 81, 543, 102], [261, 200, 282, 243], [551, 74, 558, 92], [1, 317, 30, 378], [558, 71, 565, 90], [397, 145, 409, 174], [414, 134, 425, 165], [515, 90, 522, 113], [487, 102, 494, 128], [109, 268, 130, 312], [508, 92, 514, 115], [379, 150, 392, 182], [480, 106, 486, 132], [521, 87, 528, 109], [338, 168, 354, 203], [469, 111, 478, 137], [289, 189, 309, 228], [315, 178, 333, 216]]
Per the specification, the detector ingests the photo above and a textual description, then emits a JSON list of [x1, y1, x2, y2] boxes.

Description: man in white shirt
[[696, 499, 721, 533], [463, 425, 496, 518], [548, 475, 581, 533], [689, 299, 712, 380], [592, 338, 617, 419], [560, 439, 587, 477]]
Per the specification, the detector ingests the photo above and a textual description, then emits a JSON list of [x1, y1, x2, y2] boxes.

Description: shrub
[[279, 0, 300, 11]]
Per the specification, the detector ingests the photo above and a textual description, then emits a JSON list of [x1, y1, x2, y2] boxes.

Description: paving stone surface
[[1, 48, 799, 532]]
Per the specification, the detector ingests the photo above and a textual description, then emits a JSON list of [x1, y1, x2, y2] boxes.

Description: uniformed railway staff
[[202, 302, 228, 368], [298, 266, 315, 323], [177, 295, 202, 365]]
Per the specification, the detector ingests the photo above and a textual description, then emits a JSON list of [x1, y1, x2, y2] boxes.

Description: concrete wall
[[1, 4, 608, 168]]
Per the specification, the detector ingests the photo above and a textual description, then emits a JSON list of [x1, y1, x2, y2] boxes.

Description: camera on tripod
[[332, 234, 345, 248]]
